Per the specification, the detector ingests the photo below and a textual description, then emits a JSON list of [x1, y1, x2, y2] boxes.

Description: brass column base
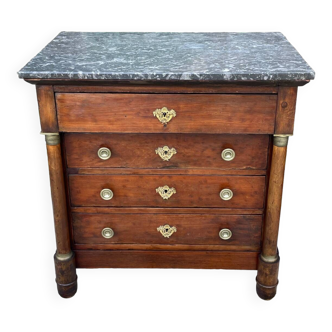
[[256, 254, 280, 300], [54, 252, 77, 298]]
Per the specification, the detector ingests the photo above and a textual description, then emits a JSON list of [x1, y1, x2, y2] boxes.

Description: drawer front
[[72, 213, 262, 248], [65, 133, 269, 169], [56, 93, 277, 133], [69, 175, 265, 208]]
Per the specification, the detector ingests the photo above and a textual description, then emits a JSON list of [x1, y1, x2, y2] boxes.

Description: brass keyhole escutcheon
[[156, 185, 176, 199], [157, 224, 177, 238], [153, 107, 176, 124], [155, 146, 177, 161]]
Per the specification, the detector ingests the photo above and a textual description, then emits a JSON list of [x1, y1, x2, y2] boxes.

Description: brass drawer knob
[[157, 224, 177, 238], [155, 146, 177, 161], [220, 188, 233, 200], [219, 228, 232, 240], [156, 185, 176, 200], [98, 147, 111, 160], [100, 188, 113, 200], [153, 107, 176, 124], [102, 227, 114, 239], [221, 148, 235, 161]]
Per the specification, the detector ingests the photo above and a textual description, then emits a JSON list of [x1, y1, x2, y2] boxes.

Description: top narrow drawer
[[56, 93, 277, 133]]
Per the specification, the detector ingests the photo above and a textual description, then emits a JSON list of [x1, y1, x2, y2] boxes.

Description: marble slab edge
[[22, 78, 311, 87]]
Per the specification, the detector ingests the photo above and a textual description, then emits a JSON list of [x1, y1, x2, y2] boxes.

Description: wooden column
[[37, 85, 77, 298], [256, 87, 297, 300], [256, 135, 288, 300]]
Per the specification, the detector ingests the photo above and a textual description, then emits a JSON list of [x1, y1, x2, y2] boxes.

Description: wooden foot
[[54, 252, 77, 298], [256, 254, 279, 300]]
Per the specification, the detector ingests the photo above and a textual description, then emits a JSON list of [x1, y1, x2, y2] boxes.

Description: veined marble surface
[[18, 32, 315, 81]]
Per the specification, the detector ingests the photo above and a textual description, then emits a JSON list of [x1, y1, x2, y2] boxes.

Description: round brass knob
[[221, 148, 235, 161], [220, 188, 233, 200], [101, 227, 114, 239], [219, 228, 232, 240], [98, 147, 111, 160], [100, 188, 113, 200]]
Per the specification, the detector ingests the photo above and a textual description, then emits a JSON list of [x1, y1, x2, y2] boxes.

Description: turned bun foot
[[256, 254, 280, 300], [54, 252, 78, 298]]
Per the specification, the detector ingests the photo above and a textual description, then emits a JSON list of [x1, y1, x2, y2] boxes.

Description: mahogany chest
[[18, 32, 314, 299]]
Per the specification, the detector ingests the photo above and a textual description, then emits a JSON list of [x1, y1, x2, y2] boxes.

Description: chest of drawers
[[18, 32, 314, 300]]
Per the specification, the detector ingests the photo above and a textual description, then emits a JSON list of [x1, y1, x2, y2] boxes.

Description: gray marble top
[[18, 32, 314, 81]]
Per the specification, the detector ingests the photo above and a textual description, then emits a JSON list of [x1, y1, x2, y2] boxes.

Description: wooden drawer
[[65, 133, 269, 169], [69, 175, 266, 208], [56, 93, 277, 133], [72, 213, 262, 249]]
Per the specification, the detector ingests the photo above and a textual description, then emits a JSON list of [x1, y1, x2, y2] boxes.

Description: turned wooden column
[[256, 87, 297, 300], [256, 135, 288, 300], [37, 85, 77, 298]]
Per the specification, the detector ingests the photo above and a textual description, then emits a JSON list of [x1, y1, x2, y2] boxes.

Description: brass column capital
[[273, 135, 290, 147], [41, 132, 60, 145]]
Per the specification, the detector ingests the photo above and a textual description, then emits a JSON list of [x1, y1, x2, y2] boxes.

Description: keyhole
[[163, 112, 167, 117]]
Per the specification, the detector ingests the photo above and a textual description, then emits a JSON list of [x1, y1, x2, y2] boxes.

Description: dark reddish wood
[[56, 93, 277, 133], [72, 213, 262, 247], [75, 250, 259, 270], [74, 243, 259, 251], [53, 84, 278, 93], [46, 143, 71, 254], [275, 87, 298, 135], [60, 134, 75, 245], [262, 144, 287, 258], [54, 253, 77, 298], [259, 136, 274, 247], [36, 85, 58, 132], [69, 175, 266, 208], [256, 255, 280, 300], [65, 133, 269, 170], [75, 168, 266, 176], [71, 207, 263, 215], [41, 112, 77, 297]]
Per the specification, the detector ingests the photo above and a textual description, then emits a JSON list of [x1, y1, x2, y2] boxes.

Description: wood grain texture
[[71, 207, 263, 215], [75, 250, 259, 270], [54, 253, 77, 298], [56, 93, 277, 133], [72, 213, 262, 247], [46, 143, 71, 254], [74, 168, 267, 176], [69, 175, 266, 208], [65, 133, 269, 170], [262, 144, 287, 257], [275, 86, 298, 134], [256, 255, 280, 300], [36, 85, 58, 132], [53, 84, 278, 94], [73, 243, 260, 251], [61, 134, 75, 244]]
